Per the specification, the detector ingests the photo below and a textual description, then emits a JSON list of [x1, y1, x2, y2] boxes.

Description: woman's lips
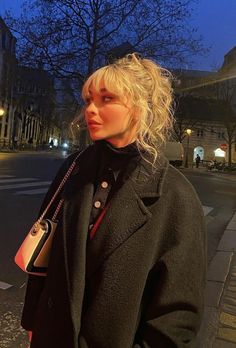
[[88, 121, 101, 129], [88, 120, 101, 125]]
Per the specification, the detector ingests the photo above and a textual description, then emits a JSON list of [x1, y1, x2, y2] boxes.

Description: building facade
[[0, 17, 59, 149], [13, 65, 57, 148], [174, 50, 236, 166], [0, 17, 17, 147]]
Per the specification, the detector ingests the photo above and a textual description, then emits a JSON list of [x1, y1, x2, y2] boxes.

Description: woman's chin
[[89, 132, 104, 141]]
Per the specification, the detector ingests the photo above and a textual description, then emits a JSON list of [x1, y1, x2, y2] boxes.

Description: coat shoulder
[[164, 164, 200, 199], [159, 164, 203, 218]]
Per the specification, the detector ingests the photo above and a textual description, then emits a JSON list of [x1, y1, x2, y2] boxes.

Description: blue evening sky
[[1, 0, 236, 71]]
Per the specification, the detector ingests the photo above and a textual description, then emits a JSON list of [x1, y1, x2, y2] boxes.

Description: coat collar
[[65, 143, 169, 199], [132, 154, 169, 198]]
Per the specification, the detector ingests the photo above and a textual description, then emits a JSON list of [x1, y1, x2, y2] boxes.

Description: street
[[181, 167, 236, 263], [0, 152, 236, 347], [0, 151, 65, 348]]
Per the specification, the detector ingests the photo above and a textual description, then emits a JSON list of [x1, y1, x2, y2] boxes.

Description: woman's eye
[[85, 97, 91, 104]]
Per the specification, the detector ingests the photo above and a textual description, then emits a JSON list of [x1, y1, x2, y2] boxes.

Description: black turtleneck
[[88, 140, 141, 232]]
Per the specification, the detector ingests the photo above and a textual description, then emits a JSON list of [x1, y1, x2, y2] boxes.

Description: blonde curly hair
[[82, 53, 174, 165]]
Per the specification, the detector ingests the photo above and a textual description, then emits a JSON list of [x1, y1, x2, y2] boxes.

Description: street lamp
[[0, 107, 5, 117], [184, 128, 192, 168]]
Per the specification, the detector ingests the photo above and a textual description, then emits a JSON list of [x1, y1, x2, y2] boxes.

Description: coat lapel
[[86, 157, 169, 278]]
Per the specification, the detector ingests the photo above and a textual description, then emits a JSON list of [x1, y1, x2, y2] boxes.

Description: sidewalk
[[0, 148, 65, 156], [182, 164, 236, 174], [0, 147, 56, 153], [197, 211, 236, 347]]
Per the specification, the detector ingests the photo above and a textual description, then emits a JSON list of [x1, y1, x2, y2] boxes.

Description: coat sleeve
[[21, 152, 79, 331], [134, 176, 207, 348]]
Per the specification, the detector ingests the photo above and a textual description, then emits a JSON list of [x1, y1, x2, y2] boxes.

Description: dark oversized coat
[[21, 144, 206, 348]]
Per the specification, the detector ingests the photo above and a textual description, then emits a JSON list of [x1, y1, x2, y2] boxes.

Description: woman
[[21, 54, 206, 348]]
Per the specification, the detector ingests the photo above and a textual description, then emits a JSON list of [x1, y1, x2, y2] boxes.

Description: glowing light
[[0, 108, 5, 116], [214, 148, 226, 157], [186, 128, 192, 135]]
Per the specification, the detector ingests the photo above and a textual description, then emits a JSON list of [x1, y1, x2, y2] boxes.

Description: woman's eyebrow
[[87, 88, 116, 96], [100, 88, 117, 96], [87, 88, 108, 94]]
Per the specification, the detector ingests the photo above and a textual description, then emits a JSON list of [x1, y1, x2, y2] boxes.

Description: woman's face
[[84, 83, 138, 148]]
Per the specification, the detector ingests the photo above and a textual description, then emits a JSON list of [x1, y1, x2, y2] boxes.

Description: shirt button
[[101, 181, 108, 189], [94, 201, 101, 208]]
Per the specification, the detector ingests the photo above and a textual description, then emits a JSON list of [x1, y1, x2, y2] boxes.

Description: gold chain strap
[[36, 152, 82, 224]]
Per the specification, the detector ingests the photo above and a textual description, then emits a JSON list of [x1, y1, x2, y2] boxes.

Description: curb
[[197, 212, 236, 347], [0, 150, 65, 155]]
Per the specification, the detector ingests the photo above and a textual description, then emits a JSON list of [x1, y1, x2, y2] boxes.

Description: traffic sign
[[220, 143, 228, 151]]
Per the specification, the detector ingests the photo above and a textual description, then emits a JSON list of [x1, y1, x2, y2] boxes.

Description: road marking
[[0, 281, 13, 290], [203, 205, 214, 216], [0, 176, 51, 195], [0, 178, 37, 183], [0, 181, 51, 190], [15, 187, 49, 195], [0, 175, 15, 178]]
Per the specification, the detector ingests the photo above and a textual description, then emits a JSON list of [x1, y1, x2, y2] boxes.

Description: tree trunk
[[228, 142, 232, 168]]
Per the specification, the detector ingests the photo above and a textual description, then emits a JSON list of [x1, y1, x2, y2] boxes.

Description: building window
[[218, 132, 225, 139], [197, 129, 204, 137]]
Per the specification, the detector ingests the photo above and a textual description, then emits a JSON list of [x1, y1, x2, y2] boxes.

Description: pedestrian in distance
[[195, 154, 201, 168], [49, 139, 54, 148], [21, 53, 206, 348]]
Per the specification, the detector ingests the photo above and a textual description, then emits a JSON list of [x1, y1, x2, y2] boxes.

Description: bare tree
[[13, 67, 56, 146], [5, 0, 206, 82], [173, 94, 201, 142], [4, 0, 207, 148]]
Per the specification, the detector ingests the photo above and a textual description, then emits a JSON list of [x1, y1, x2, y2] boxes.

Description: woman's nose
[[86, 101, 98, 114]]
